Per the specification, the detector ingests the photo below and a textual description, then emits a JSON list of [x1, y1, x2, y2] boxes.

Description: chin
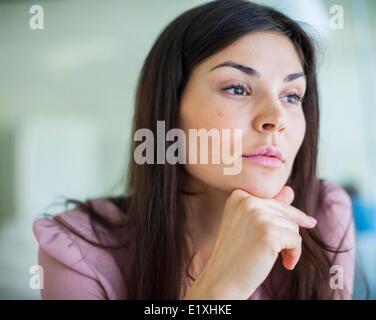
[[239, 184, 278, 199], [227, 164, 288, 199], [229, 172, 284, 199]]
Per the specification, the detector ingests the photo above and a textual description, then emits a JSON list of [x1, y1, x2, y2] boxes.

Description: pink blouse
[[32, 179, 355, 299]]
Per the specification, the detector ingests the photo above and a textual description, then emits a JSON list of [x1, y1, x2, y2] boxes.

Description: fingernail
[[307, 216, 317, 226]]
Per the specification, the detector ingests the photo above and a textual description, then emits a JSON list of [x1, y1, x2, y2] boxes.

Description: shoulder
[[319, 179, 352, 209], [317, 179, 354, 235], [317, 179, 356, 299], [33, 198, 129, 252], [32, 198, 132, 299]]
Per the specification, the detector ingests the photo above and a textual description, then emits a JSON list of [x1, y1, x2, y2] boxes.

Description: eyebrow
[[209, 60, 306, 82]]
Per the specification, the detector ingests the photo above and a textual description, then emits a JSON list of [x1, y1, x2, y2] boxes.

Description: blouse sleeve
[[33, 199, 131, 300], [37, 247, 107, 300], [33, 217, 108, 300], [318, 180, 356, 300]]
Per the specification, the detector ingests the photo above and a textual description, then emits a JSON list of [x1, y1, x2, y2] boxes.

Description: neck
[[181, 169, 230, 273]]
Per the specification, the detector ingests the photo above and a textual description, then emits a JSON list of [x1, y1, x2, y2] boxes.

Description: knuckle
[[226, 189, 246, 208], [279, 200, 288, 209], [232, 189, 251, 201], [260, 224, 276, 245], [250, 208, 266, 224], [276, 199, 289, 212], [230, 189, 244, 199], [241, 196, 254, 209], [296, 233, 303, 245], [227, 190, 240, 204]]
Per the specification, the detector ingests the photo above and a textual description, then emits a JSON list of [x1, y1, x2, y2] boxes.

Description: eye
[[281, 92, 304, 105], [221, 82, 251, 96]]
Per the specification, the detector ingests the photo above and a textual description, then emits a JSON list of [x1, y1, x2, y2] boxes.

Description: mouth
[[242, 154, 283, 168], [242, 145, 285, 168]]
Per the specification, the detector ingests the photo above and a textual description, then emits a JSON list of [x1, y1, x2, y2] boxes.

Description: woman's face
[[179, 31, 307, 198]]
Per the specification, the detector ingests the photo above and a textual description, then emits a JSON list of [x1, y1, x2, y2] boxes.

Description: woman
[[33, 0, 355, 299]]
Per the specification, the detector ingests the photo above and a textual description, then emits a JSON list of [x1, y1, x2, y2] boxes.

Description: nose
[[253, 94, 287, 133]]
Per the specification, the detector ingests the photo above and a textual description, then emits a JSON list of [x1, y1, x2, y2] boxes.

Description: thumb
[[273, 185, 294, 205]]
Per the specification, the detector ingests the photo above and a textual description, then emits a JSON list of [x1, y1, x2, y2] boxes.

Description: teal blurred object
[[351, 195, 376, 232], [343, 184, 376, 232]]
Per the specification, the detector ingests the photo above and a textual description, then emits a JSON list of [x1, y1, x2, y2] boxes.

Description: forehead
[[199, 31, 304, 79]]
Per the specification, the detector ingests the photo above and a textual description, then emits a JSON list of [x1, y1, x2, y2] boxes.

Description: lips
[[243, 154, 283, 168], [242, 145, 285, 162]]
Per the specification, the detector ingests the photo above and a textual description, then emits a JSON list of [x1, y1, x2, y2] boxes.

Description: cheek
[[180, 82, 247, 131], [297, 114, 306, 146], [181, 104, 239, 132], [288, 114, 306, 157], [178, 110, 243, 192]]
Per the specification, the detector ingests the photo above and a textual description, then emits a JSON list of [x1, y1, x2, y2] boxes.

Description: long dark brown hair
[[40, 0, 368, 299]]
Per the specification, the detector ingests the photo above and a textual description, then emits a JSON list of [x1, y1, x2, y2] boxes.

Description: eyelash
[[221, 82, 305, 105], [282, 91, 304, 105], [221, 82, 251, 96]]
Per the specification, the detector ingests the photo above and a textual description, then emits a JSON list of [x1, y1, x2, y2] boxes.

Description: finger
[[266, 214, 299, 234], [229, 188, 253, 201], [279, 229, 302, 270], [267, 199, 317, 229], [258, 212, 299, 233], [261, 201, 315, 229], [273, 185, 294, 205]]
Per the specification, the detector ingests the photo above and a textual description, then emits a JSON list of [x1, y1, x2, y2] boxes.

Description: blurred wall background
[[0, 0, 375, 299]]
